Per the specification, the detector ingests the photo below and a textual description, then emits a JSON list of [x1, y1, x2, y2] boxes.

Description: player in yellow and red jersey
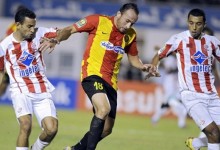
[[40, 3, 157, 150]]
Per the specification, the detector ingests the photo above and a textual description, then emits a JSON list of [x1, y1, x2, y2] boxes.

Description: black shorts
[[81, 75, 117, 119]]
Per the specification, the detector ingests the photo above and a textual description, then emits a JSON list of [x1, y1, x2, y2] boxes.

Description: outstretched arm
[[39, 25, 77, 53], [127, 54, 157, 75], [145, 53, 161, 80], [56, 25, 77, 42]]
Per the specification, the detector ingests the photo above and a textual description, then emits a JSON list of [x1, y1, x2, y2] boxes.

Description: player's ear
[[16, 22, 21, 30], [116, 11, 122, 18]]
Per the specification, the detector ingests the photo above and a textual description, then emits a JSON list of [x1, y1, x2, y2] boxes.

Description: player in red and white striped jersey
[[0, 8, 58, 150], [147, 9, 220, 150]]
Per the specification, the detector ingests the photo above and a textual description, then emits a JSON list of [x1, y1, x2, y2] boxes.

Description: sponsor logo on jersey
[[190, 51, 211, 72], [19, 64, 40, 77], [18, 51, 35, 66], [100, 41, 125, 54]]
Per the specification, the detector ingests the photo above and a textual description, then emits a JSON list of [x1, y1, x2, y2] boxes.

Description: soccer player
[[146, 9, 220, 150], [0, 8, 58, 150], [40, 3, 156, 150], [185, 26, 218, 150]]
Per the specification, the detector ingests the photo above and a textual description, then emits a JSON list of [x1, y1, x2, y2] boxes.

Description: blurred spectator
[[151, 47, 187, 128]]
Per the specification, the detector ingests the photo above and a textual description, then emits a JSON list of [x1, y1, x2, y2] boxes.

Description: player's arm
[[39, 25, 77, 53], [127, 54, 157, 75], [144, 52, 161, 80], [0, 70, 4, 85], [40, 15, 96, 53], [0, 55, 7, 96], [56, 25, 77, 43]]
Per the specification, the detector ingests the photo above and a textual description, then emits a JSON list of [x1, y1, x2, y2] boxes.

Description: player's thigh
[[11, 93, 33, 118], [92, 93, 110, 111], [181, 91, 213, 130], [81, 75, 107, 100], [189, 102, 213, 130], [208, 98, 220, 126], [32, 93, 57, 127], [82, 75, 109, 108]]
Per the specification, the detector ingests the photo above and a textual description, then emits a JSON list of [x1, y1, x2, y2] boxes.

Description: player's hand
[[39, 37, 58, 53], [141, 64, 156, 73], [144, 71, 161, 80]]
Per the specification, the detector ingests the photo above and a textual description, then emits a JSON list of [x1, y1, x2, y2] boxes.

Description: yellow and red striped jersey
[[73, 14, 138, 90], [6, 23, 16, 36]]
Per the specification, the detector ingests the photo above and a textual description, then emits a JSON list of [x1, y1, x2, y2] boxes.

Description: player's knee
[[96, 107, 111, 118], [204, 125, 220, 143], [45, 126, 58, 138], [43, 119, 58, 137]]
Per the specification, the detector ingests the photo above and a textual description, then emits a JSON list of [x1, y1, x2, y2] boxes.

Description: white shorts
[[11, 92, 57, 126], [181, 90, 220, 130]]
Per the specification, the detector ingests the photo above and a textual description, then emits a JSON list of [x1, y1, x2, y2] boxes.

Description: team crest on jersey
[[18, 51, 35, 66], [124, 35, 129, 43], [76, 18, 87, 28], [191, 51, 207, 64], [31, 43, 37, 51], [203, 44, 209, 51]]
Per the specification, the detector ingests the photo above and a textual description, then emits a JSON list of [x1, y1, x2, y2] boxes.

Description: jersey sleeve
[[125, 37, 138, 56], [0, 45, 4, 71], [73, 15, 99, 32], [158, 34, 179, 59], [124, 28, 138, 56], [37, 27, 58, 39]]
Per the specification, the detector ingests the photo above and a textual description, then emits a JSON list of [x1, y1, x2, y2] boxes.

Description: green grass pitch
[[0, 105, 206, 150]]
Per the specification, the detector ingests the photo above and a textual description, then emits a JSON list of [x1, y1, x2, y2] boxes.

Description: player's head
[[115, 3, 139, 33], [16, 5, 27, 13], [187, 8, 206, 39], [203, 26, 214, 36], [15, 8, 36, 40]]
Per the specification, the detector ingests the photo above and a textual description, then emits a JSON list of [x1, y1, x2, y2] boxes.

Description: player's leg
[[68, 117, 115, 150], [151, 102, 169, 124], [16, 115, 32, 150], [11, 93, 33, 150], [65, 76, 116, 150], [182, 91, 220, 150], [31, 93, 58, 150], [86, 92, 109, 150], [169, 99, 187, 128]]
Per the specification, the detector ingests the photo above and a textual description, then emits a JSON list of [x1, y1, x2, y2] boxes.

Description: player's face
[[188, 15, 205, 39], [17, 17, 36, 40], [116, 9, 138, 33]]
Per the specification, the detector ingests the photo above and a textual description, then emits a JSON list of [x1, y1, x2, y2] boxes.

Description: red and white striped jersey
[[0, 27, 57, 94], [158, 30, 220, 94]]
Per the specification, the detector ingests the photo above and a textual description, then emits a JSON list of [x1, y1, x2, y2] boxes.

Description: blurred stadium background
[[0, 0, 220, 149]]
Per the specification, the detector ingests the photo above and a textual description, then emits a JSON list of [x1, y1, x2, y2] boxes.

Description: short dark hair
[[15, 8, 36, 24], [119, 3, 139, 15], [188, 8, 206, 23]]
